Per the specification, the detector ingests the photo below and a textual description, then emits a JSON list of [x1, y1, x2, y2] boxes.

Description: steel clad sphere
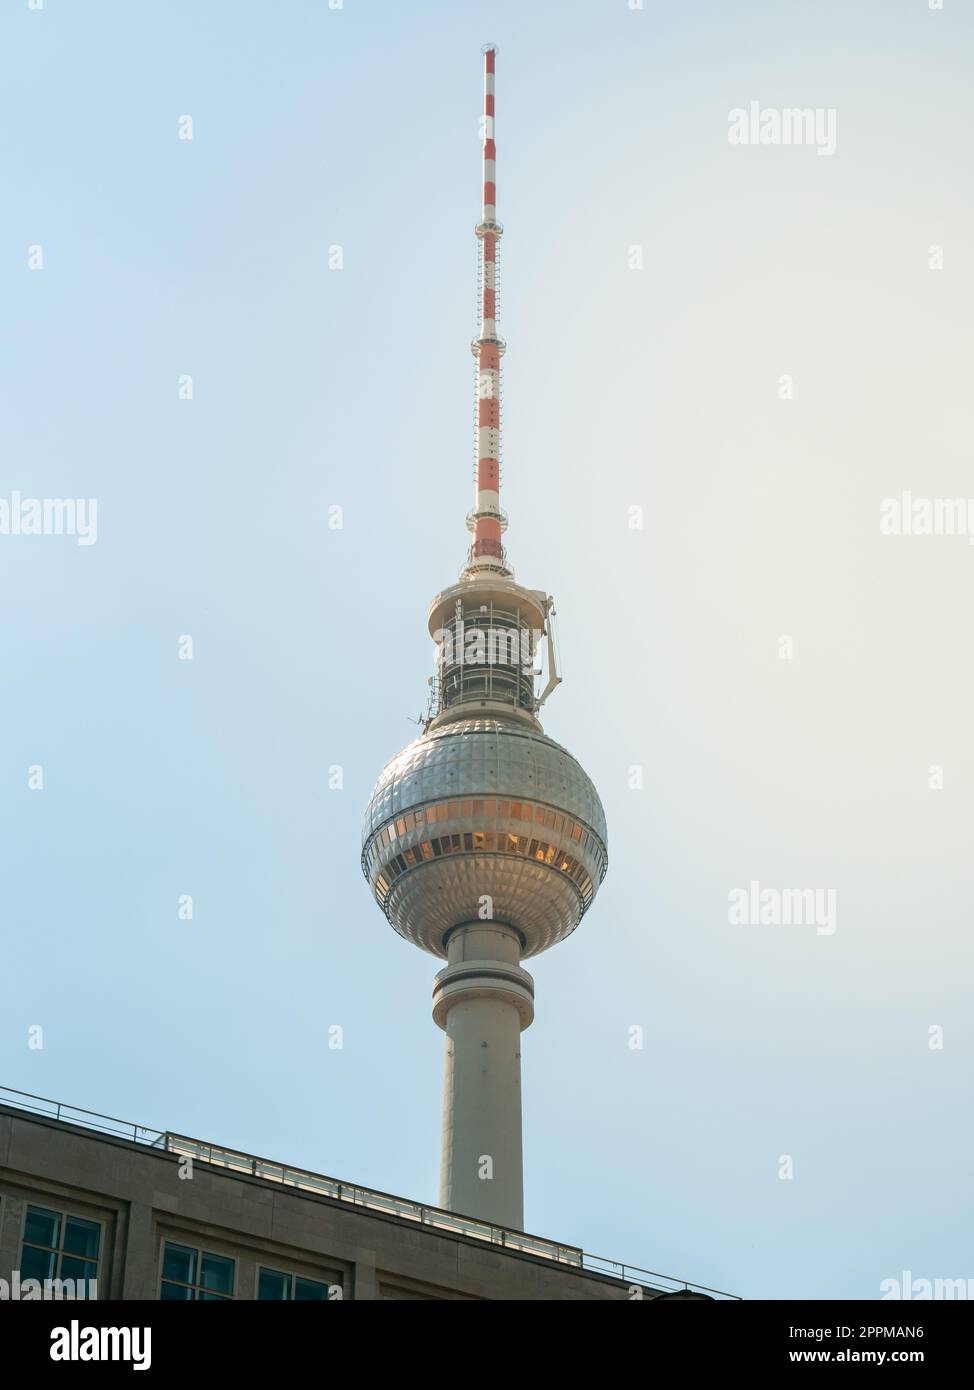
[[361, 717, 608, 958]]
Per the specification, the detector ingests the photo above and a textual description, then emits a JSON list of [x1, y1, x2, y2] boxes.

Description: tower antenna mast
[[467, 44, 509, 574]]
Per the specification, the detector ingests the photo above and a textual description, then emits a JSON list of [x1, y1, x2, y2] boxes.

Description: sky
[[2, 0, 972, 1300]]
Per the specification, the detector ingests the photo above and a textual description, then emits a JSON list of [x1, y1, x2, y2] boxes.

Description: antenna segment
[[467, 45, 509, 574]]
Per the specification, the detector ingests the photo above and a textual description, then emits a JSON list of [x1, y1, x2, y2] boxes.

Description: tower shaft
[[432, 923, 534, 1229]]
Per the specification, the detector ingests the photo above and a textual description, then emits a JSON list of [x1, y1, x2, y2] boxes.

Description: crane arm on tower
[[536, 598, 563, 710]]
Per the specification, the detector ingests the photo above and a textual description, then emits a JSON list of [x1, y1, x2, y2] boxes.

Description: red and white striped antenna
[[466, 44, 510, 575]]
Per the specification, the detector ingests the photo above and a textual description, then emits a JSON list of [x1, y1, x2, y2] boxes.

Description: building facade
[[0, 1093, 733, 1301]]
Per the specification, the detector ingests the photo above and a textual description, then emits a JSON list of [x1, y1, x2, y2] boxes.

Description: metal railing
[[0, 1085, 738, 1298], [0, 1085, 166, 1148], [161, 1132, 584, 1269]]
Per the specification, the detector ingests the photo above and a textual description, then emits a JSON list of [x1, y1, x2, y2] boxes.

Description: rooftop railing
[[0, 1085, 739, 1299], [0, 1085, 166, 1148]]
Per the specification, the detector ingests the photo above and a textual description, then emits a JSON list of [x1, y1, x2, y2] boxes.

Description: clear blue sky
[[2, 0, 972, 1299]]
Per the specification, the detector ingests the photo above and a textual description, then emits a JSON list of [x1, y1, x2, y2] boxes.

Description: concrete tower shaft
[[433, 922, 533, 1225]]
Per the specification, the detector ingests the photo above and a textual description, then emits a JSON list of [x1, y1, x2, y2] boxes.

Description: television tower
[[362, 46, 607, 1232]]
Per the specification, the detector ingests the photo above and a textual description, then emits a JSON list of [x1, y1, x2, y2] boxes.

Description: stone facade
[[0, 1105, 637, 1301]]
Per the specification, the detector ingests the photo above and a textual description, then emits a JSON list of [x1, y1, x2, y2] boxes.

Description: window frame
[[255, 1264, 332, 1301], [158, 1237, 236, 1301], [19, 1202, 103, 1292]]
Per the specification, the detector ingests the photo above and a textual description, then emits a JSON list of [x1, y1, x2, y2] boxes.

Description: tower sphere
[[362, 717, 607, 959]]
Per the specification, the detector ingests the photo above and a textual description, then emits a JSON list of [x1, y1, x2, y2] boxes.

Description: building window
[[160, 1241, 235, 1300], [257, 1267, 330, 1301], [21, 1205, 101, 1288]]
